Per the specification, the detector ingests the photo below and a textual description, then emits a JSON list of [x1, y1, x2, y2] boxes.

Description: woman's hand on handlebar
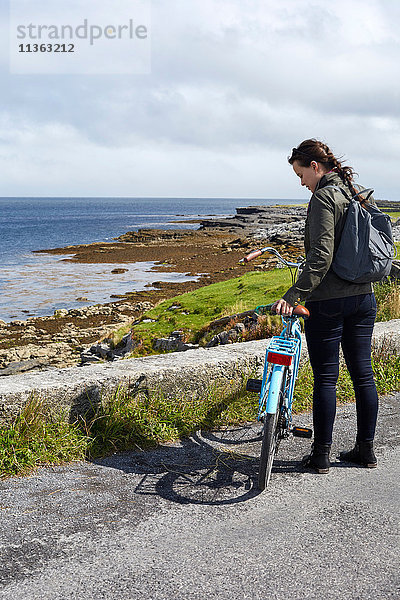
[[271, 298, 294, 316]]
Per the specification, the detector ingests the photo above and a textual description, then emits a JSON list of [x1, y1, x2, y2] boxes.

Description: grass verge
[[109, 269, 293, 354], [0, 396, 87, 478], [374, 278, 400, 321], [107, 273, 400, 357], [1, 339, 400, 479]]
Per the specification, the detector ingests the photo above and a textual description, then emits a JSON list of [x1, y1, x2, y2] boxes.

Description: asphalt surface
[[0, 394, 399, 600]]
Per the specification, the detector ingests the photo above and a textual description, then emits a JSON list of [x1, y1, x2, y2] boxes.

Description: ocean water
[[0, 197, 302, 321]]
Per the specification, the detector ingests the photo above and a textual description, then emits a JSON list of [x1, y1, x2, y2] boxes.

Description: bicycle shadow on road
[[94, 424, 306, 506]]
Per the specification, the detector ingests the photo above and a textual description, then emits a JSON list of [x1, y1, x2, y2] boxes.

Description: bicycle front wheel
[[258, 368, 286, 490]]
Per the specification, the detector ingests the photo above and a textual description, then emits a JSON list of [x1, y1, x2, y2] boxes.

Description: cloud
[[0, 0, 399, 198]]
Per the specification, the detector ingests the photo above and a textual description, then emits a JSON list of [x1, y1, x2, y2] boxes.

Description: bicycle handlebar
[[242, 249, 263, 262], [256, 303, 310, 319], [241, 247, 309, 318], [241, 246, 303, 269]]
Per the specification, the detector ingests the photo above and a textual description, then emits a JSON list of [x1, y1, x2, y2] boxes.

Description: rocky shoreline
[[200, 204, 308, 248], [2, 202, 399, 375], [0, 301, 153, 375]]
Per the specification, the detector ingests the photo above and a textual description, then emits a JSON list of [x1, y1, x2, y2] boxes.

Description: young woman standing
[[272, 139, 378, 473]]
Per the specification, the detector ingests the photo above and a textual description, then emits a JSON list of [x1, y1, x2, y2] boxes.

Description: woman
[[272, 138, 378, 473]]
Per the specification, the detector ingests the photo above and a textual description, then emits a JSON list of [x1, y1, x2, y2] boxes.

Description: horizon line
[[0, 195, 306, 201]]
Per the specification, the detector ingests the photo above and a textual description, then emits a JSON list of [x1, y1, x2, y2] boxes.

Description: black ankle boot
[[302, 442, 331, 474], [339, 441, 377, 468]]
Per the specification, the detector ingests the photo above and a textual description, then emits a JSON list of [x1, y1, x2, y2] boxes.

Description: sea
[[0, 197, 303, 322]]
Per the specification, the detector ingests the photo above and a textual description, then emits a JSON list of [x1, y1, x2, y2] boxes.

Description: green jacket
[[283, 172, 373, 306]]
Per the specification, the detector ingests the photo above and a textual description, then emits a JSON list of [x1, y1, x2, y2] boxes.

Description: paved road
[[0, 395, 399, 600]]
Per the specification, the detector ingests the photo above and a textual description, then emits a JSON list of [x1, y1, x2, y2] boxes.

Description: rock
[[76, 297, 88, 302], [111, 268, 128, 274], [390, 260, 400, 280], [112, 332, 136, 357], [205, 314, 258, 348], [235, 322, 246, 334], [152, 333, 199, 352], [171, 331, 184, 338], [116, 229, 199, 243], [31, 347, 54, 358], [13, 347, 32, 360], [0, 359, 46, 376], [376, 200, 400, 210], [0, 296, 155, 374], [117, 303, 136, 311], [392, 224, 400, 243], [54, 309, 69, 317], [132, 301, 153, 312], [228, 238, 251, 249], [88, 343, 114, 360], [206, 330, 230, 347], [79, 330, 137, 365], [80, 353, 102, 365], [208, 310, 255, 330], [200, 218, 249, 230], [200, 205, 307, 237], [252, 221, 306, 246]]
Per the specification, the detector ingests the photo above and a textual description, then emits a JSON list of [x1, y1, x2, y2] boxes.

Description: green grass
[[110, 269, 294, 354], [374, 279, 400, 321], [0, 377, 259, 478], [84, 377, 259, 458], [0, 396, 87, 477], [2, 339, 400, 479], [105, 268, 400, 357]]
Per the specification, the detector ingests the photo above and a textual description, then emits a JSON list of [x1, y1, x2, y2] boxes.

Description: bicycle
[[240, 246, 312, 490]]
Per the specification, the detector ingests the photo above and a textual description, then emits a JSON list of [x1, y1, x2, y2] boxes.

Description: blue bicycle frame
[[242, 246, 309, 489], [257, 312, 303, 421]]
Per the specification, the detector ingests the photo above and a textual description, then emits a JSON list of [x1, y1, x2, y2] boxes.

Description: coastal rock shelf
[[2, 202, 400, 375], [199, 205, 307, 247], [1, 207, 304, 374], [199, 202, 400, 244], [0, 301, 153, 375]]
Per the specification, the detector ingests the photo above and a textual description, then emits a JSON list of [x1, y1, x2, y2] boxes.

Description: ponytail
[[289, 139, 362, 200]]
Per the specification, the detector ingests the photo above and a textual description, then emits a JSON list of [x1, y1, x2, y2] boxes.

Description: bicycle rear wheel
[[258, 368, 286, 490]]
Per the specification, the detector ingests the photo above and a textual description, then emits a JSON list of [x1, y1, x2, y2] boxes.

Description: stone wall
[[1, 319, 400, 423]]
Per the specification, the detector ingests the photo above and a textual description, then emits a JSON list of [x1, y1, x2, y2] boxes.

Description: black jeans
[[304, 293, 378, 445]]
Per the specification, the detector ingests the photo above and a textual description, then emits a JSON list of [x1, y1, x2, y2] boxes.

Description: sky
[[1, 0, 399, 200]]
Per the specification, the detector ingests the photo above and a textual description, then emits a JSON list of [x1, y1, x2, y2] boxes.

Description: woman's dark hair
[[288, 139, 359, 198]]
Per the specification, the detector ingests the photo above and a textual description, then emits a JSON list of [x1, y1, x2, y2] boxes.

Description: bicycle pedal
[[246, 378, 262, 393], [292, 426, 313, 438]]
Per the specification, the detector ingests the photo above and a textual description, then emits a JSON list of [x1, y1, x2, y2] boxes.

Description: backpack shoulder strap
[[353, 188, 374, 204], [322, 185, 375, 205]]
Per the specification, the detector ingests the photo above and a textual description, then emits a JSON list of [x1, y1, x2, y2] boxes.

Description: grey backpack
[[331, 187, 395, 283]]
